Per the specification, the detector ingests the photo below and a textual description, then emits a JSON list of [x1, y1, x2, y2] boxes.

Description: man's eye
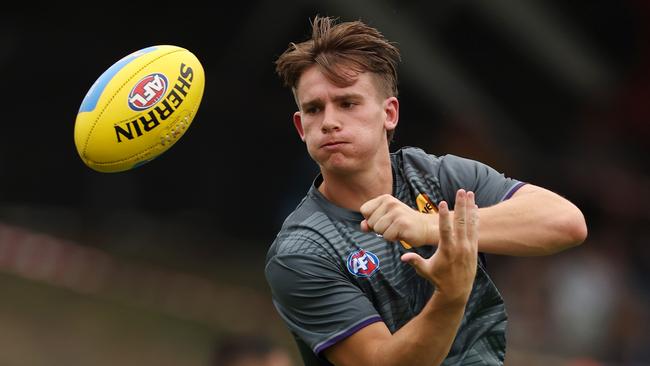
[[306, 107, 320, 114], [341, 102, 354, 108]]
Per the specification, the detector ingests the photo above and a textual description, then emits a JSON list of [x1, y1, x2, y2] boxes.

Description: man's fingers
[[401, 252, 425, 272], [382, 222, 401, 241], [467, 191, 479, 247], [454, 189, 467, 242], [360, 195, 389, 231], [359, 196, 383, 219], [360, 219, 370, 233], [437, 200, 452, 248]]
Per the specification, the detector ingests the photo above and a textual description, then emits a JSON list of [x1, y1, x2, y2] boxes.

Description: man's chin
[[318, 155, 358, 175]]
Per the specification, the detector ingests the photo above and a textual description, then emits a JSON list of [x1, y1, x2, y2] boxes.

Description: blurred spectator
[[210, 334, 293, 366]]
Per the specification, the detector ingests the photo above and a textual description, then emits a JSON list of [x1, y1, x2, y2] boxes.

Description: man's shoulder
[[392, 146, 445, 175], [393, 146, 442, 164], [393, 146, 480, 173]]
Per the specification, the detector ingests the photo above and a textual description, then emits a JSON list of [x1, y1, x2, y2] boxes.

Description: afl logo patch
[[346, 249, 380, 277], [128, 73, 168, 111]]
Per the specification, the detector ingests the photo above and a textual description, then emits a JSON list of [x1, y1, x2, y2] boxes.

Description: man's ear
[[293, 111, 305, 141], [384, 96, 399, 131]]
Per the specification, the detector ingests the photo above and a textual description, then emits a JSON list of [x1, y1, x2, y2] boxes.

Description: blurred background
[[1, 0, 648, 365]]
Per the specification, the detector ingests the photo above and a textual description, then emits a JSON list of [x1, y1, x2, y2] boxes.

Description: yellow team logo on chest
[[416, 193, 437, 214], [400, 193, 438, 249]]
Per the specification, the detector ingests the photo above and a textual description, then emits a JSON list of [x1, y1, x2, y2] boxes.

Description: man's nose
[[321, 107, 342, 133]]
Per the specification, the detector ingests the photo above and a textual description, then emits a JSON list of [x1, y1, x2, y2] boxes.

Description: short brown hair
[[275, 16, 401, 142], [275, 16, 401, 98]]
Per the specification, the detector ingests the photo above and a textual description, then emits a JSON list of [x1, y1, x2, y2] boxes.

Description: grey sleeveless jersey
[[265, 147, 525, 365]]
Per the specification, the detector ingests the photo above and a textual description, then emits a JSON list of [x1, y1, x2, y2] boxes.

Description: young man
[[265, 16, 587, 366]]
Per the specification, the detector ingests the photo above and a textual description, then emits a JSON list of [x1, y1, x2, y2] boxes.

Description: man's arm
[[472, 183, 587, 256], [324, 293, 469, 366], [360, 184, 587, 256], [324, 190, 478, 366]]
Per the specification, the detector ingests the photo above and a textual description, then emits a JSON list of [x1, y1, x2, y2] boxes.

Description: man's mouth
[[321, 141, 346, 148]]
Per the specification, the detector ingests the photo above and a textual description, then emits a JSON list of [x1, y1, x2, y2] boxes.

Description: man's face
[[293, 66, 398, 175]]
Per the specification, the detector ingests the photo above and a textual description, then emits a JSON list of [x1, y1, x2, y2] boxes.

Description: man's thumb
[[401, 252, 424, 270]]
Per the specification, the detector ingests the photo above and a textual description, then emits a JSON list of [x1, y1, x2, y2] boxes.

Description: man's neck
[[318, 155, 393, 212]]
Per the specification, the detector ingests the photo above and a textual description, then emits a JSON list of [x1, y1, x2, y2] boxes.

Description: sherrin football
[[74, 45, 205, 173]]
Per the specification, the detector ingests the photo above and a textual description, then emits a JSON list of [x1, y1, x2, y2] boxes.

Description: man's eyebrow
[[301, 93, 364, 109], [300, 98, 323, 110], [332, 93, 364, 102]]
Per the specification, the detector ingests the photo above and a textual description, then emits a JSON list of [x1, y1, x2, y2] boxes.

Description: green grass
[[0, 273, 218, 366]]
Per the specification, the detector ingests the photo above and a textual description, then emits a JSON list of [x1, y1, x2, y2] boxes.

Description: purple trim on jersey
[[314, 315, 383, 354], [502, 182, 527, 201]]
